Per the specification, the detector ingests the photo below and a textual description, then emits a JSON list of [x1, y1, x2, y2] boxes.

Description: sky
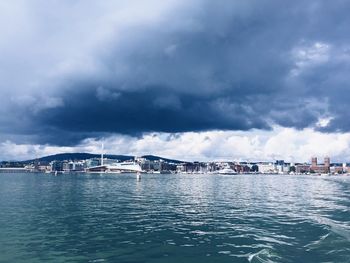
[[1, 0, 350, 162]]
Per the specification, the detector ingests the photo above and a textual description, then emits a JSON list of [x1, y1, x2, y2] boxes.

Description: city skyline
[[0, 147, 346, 166], [3, 151, 349, 175]]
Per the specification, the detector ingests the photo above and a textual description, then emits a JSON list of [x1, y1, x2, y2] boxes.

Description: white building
[[258, 163, 277, 174]]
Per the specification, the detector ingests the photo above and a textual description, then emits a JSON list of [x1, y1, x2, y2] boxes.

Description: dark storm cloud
[[2, 0, 350, 145], [38, 87, 270, 135]]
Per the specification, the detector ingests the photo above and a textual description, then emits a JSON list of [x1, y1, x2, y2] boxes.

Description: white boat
[[217, 168, 237, 175]]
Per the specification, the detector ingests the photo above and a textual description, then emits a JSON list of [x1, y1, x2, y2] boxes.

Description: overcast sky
[[1, 0, 350, 162]]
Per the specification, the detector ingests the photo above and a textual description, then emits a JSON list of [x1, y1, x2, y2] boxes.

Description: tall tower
[[324, 157, 330, 173], [311, 157, 317, 168], [101, 143, 104, 166]]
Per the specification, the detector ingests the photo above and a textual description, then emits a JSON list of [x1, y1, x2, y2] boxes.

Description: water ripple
[[0, 173, 349, 262]]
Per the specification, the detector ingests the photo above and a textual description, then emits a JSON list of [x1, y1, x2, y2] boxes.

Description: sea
[[0, 173, 349, 263]]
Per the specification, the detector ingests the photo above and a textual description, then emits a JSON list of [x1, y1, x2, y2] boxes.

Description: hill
[[141, 155, 185, 164], [19, 153, 184, 164]]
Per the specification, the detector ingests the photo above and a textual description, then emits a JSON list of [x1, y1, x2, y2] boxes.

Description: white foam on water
[[312, 216, 350, 241], [248, 248, 281, 263]]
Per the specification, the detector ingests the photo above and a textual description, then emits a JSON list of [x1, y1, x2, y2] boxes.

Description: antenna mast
[[101, 142, 104, 166]]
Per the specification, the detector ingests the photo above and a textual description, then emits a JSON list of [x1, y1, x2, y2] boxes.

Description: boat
[[217, 168, 237, 175]]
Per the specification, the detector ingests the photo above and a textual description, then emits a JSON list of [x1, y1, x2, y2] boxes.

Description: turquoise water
[[0, 173, 349, 263]]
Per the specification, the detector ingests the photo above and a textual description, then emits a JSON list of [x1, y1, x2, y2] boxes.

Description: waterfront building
[[324, 157, 330, 169], [176, 164, 186, 173], [346, 166, 350, 173], [37, 165, 51, 172], [330, 166, 344, 174], [250, 164, 259, 173], [310, 157, 330, 173], [275, 160, 290, 174], [66, 161, 85, 172], [258, 163, 277, 174], [140, 159, 152, 171], [234, 164, 250, 173], [51, 161, 65, 172], [160, 162, 177, 173], [86, 158, 100, 168], [295, 164, 310, 174]]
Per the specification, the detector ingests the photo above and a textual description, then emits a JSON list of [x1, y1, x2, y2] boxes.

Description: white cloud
[[2, 127, 350, 163], [316, 117, 333, 128], [0, 141, 75, 161], [290, 41, 331, 77]]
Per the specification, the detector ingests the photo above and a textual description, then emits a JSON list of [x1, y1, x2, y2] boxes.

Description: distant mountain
[[21, 153, 133, 164], [20, 153, 184, 164], [141, 155, 185, 164]]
